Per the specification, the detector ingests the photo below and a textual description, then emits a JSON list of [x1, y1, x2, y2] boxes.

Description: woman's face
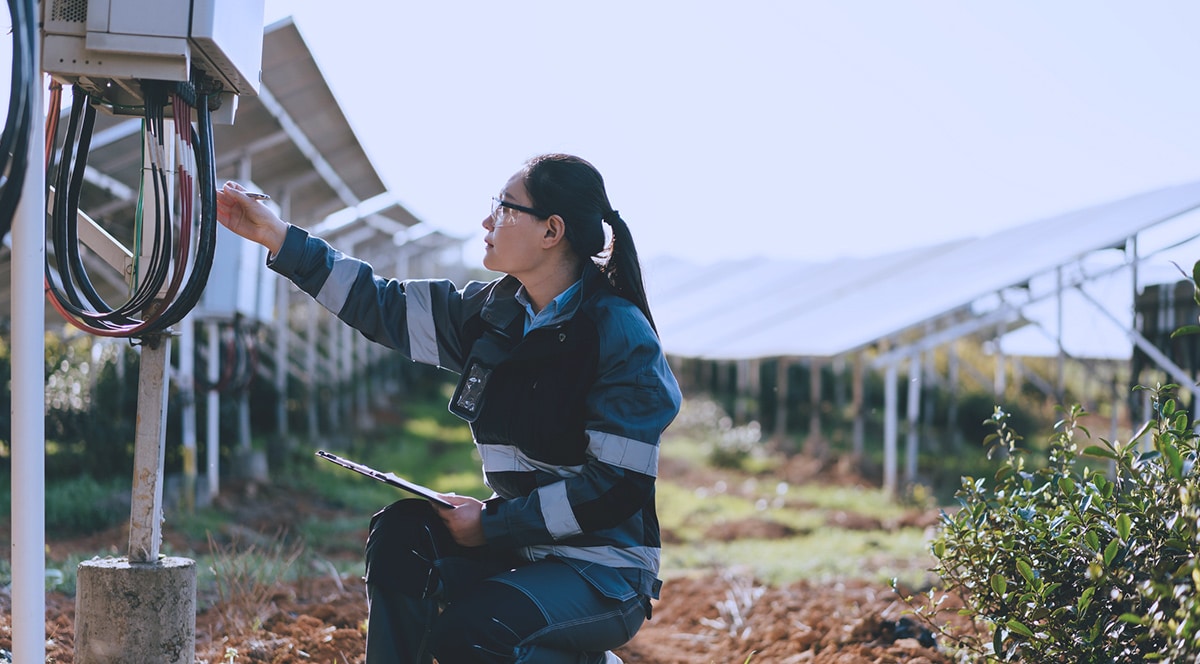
[[481, 172, 549, 277]]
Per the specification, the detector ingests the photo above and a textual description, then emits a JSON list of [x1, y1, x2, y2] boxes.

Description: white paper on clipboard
[[316, 450, 455, 508]]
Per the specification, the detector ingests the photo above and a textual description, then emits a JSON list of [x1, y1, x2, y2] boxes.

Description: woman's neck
[[519, 260, 582, 314]]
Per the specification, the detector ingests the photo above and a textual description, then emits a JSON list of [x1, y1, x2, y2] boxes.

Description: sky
[[255, 1, 1200, 266]]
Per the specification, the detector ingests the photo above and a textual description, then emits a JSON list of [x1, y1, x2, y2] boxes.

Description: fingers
[[216, 181, 288, 254], [438, 493, 472, 508], [433, 496, 486, 547], [219, 181, 262, 203]]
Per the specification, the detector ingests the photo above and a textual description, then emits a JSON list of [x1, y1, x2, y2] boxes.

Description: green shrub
[[669, 398, 766, 470], [955, 391, 1041, 448], [919, 389, 1200, 662], [45, 475, 129, 536]]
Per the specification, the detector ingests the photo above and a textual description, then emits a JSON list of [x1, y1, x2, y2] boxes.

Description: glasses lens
[[490, 198, 503, 226], [491, 198, 513, 227]]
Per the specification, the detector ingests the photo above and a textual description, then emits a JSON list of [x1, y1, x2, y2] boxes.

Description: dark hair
[[522, 154, 657, 332]]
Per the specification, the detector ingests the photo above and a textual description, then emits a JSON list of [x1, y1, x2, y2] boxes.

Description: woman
[[216, 153, 682, 664]]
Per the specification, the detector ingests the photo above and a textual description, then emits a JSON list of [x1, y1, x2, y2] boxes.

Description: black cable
[[50, 91, 90, 310], [146, 87, 218, 333], [64, 98, 114, 312], [196, 318, 259, 394], [0, 0, 35, 239], [136, 85, 175, 312], [45, 80, 215, 337], [47, 88, 170, 327]]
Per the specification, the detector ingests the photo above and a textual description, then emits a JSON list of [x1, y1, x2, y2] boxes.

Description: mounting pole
[[127, 117, 175, 560], [75, 119, 196, 664], [11, 36, 45, 663], [128, 330, 172, 561]]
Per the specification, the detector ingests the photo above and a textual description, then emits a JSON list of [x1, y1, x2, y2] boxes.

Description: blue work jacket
[[268, 225, 682, 600]]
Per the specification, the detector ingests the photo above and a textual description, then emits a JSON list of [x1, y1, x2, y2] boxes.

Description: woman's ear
[[542, 214, 567, 249]]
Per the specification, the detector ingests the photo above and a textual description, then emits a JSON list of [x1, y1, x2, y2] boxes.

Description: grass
[[662, 527, 938, 588], [291, 400, 488, 510], [199, 530, 304, 627], [13, 395, 946, 616], [656, 425, 941, 589]]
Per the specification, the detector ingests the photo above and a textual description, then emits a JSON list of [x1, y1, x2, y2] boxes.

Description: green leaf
[[1017, 559, 1036, 584], [1083, 445, 1117, 460], [1119, 612, 1146, 625], [1117, 513, 1132, 541], [1078, 586, 1095, 615], [1058, 476, 1076, 495], [1104, 538, 1120, 567], [1131, 420, 1154, 445], [1174, 412, 1190, 431], [1007, 619, 1035, 639], [1165, 444, 1183, 480], [1086, 530, 1100, 551], [1170, 325, 1200, 338], [991, 573, 1007, 596]]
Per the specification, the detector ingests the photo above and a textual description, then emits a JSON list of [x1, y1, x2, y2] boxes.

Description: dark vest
[[449, 297, 602, 499]]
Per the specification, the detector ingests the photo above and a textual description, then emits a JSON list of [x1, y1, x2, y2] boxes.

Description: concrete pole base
[[75, 557, 196, 664]]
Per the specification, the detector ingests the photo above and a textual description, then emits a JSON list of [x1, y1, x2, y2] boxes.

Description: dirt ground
[[0, 456, 973, 663]]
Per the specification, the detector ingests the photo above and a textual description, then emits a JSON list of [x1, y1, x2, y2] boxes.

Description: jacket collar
[[480, 276, 525, 339], [479, 263, 612, 338]]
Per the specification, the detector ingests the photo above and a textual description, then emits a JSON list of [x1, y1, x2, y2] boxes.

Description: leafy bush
[[919, 389, 1200, 662], [955, 391, 1042, 449], [902, 258, 1200, 662]]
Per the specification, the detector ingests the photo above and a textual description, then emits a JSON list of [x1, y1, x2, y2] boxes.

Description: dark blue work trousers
[[363, 499, 646, 663]]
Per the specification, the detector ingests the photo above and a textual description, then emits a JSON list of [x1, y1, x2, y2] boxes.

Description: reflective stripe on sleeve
[[586, 430, 659, 477], [314, 255, 360, 315], [406, 281, 441, 366], [538, 481, 582, 540]]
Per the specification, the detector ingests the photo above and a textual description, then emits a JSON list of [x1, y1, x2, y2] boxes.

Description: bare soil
[[0, 455, 974, 663]]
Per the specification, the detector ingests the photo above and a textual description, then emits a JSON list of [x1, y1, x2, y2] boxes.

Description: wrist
[[264, 220, 288, 255]]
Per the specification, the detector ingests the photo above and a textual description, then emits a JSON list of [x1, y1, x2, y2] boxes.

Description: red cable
[[44, 86, 204, 337]]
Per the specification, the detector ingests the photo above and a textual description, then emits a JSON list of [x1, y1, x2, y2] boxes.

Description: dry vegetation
[[0, 441, 976, 663]]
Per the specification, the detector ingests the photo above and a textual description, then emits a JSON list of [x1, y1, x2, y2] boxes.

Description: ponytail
[[601, 209, 656, 333], [523, 154, 658, 334]]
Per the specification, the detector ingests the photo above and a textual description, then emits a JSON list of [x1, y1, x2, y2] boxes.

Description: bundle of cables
[[196, 315, 260, 395], [44, 77, 219, 339], [0, 0, 37, 239]]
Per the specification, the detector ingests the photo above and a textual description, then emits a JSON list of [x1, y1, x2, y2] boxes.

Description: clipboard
[[316, 450, 456, 508]]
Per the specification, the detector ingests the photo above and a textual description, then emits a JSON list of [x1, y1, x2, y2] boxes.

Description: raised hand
[[215, 181, 289, 254]]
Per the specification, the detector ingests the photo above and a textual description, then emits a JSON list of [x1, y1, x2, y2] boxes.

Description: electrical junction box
[[42, 0, 265, 122]]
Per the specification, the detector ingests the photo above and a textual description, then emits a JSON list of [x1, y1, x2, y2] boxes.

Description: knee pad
[[364, 499, 452, 598]]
